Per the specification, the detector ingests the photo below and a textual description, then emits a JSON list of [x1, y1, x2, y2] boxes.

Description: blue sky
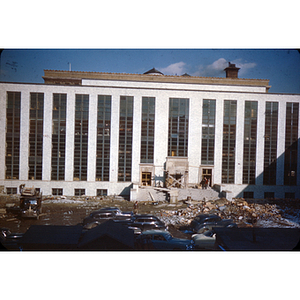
[[1, 49, 299, 94]]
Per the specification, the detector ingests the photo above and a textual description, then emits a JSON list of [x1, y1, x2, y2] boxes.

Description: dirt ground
[[0, 195, 299, 240], [0, 196, 192, 238]]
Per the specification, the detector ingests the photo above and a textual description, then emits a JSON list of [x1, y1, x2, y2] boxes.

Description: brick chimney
[[224, 62, 240, 78]]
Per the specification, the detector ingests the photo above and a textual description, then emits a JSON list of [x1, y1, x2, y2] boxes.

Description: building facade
[[0, 66, 300, 199]]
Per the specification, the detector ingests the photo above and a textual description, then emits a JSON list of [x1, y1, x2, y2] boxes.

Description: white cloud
[[160, 61, 187, 75], [207, 58, 228, 73], [232, 59, 257, 76], [192, 58, 257, 77], [193, 58, 228, 77], [159, 58, 257, 78]]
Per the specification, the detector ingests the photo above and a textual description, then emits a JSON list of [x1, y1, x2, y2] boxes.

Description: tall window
[[201, 99, 216, 165], [141, 97, 155, 163], [29, 93, 44, 180], [96, 95, 111, 181], [284, 102, 299, 185], [74, 94, 89, 181], [118, 96, 133, 181], [6, 92, 21, 179], [243, 101, 258, 184], [263, 102, 278, 185], [222, 100, 237, 184], [52, 94, 66, 180], [168, 98, 189, 157]]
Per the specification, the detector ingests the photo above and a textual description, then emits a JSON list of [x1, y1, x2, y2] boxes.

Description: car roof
[[195, 214, 219, 218], [134, 214, 157, 218], [92, 212, 114, 216], [100, 207, 120, 211], [142, 230, 169, 235], [197, 214, 218, 217]]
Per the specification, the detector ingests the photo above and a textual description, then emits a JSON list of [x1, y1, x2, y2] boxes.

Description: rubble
[[155, 198, 300, 229]]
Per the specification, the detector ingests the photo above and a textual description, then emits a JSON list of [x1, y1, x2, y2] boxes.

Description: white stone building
[[0, 64, 299, 199]]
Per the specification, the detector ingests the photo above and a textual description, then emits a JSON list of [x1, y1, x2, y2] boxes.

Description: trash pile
[[156, 198, 300, 229]]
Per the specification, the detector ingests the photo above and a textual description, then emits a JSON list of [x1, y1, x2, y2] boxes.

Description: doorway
[[202, 168, 212, 187], [141, 172, 152, 186]]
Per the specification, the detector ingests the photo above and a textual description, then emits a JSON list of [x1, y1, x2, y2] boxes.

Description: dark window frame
[[201, 99, 216, 165], [73, 94, 89, 181], [118, 96, 134, 182], [285, 192, 295, 199], [74, 188, 85, 196], [51, 93, 67, 180], [243, 101, 258, 184], [222, 100, 237, 184], [168, 98, 189, 157], [52, 188, 63, 196], [140, 97, 155, 163], [5, 92, 21, 180], [96, 95, 111, 181], [97, 189, 108, 196], [243, 191, 254, 199], [264, 192, 275, 199], [284, 102, 299, 186], [6, 187, 18, 194], [263, 102, 278, 185], [29, 92, 44, 180]]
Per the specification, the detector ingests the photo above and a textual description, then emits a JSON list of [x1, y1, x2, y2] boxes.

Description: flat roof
[[43, 69, 271, 88]]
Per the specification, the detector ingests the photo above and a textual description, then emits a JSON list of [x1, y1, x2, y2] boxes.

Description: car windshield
[[23, 199, 37, 206], [195, 215, 219, 222], [141, 219, 154, 223], [101, 207, 121, 213], [163, 233, 172, 240], [203, 231, 214, 237], [95, 213, 113, 218]]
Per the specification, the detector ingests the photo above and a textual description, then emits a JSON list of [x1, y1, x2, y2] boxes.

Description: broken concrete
[[156, 197, 300, 230]]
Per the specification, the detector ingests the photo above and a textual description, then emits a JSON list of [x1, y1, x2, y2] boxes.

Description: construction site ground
[[1, 191, 299, 242]]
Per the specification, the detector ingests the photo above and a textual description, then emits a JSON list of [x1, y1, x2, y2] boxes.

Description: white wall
[[82, 79, 268, 93], [0, 81, 300, 198]]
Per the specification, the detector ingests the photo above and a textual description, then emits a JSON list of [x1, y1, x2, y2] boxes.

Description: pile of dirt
[[155, 198, 300, 229]]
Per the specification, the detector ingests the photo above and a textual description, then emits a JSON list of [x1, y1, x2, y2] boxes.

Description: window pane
[[73, 94, 89, 181]]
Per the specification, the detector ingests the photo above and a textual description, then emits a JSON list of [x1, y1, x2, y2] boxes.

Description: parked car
[[0, 227, 24, 250], [136, 230, 194, 250], [126, 214, 167, 231], [190, 214, 237, 233], [127, 226, 142, 235], [83, 221, 102, 230], [82, 207, 133, 228], [82, 211, 128, 226], [98, 207, 133, 218], [192, 230, 216, 250]]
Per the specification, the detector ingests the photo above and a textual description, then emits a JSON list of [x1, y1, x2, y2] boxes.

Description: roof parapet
[[43, 69, 270, 90]]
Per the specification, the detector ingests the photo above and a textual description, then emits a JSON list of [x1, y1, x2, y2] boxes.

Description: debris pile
[[156, 198, 300, 229]]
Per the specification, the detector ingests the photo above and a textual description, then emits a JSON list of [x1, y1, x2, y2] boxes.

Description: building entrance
[[141, 172, 152, 186], [165, 157, 189, 189], [202, 168, 212, 187]]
